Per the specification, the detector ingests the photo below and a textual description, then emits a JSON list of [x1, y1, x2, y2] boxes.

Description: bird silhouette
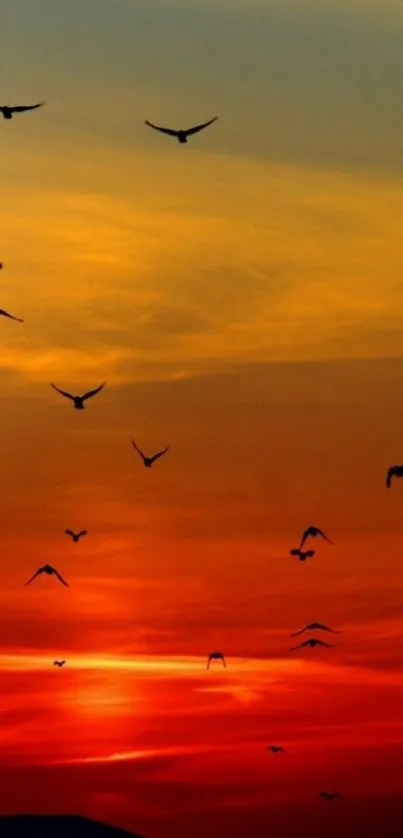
[[145, 116, 218, 144], [0, 308, 23, 322], [65, 529, 87, 543], [25, 565, 69, 587], [299, 526, 333, 549], [268, 745, 284, 753], [51, 382, 106, 410], [290, 638, 334, 651], [290, 623, 340, 637], [386, 465, 403, 488], [290, 548, 315, 562], [53, 660, 66, 667], [207, 651, 226, 669], [320, 792, 342, 802], [0, 103, 44, 120], [131, 440, 170, 468]]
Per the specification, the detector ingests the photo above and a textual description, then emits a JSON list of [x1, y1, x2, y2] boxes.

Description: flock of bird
[[3, 95, 395, 810]]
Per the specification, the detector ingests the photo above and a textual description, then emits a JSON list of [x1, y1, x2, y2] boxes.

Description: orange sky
[[2, 0, 403, 836]]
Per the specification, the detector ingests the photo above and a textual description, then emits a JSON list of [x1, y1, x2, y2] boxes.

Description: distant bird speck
[[65, 529, 87, 543], [25, 564, 69, 587], [0, 103, 45, 120], [320, 792, 342, 802], [290, 623, 340, 637], [145, 116, 218, 144], [53, 660, 66, 667], [207, 651, 226, 669], [386, 465, 403, 488], [51, 382, 106, 410], [300, 526, 333, 549], [132, 440, 170, 468], [268, 745, 284, 753]]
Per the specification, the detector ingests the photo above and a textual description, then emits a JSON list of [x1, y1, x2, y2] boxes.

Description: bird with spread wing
[[386, 465, 403, 488], [25, 565, 69, 587], [290, 638, 334, 651], [51, 382, 106, 410], [0, 103, 45, 120], [290, 623, 340, 637], [65, 529, 87, 543], [145, 116, 218, 144], [132, 440, 170, 468], [299, 526, 333, 549], [207, 651, 226, 670]]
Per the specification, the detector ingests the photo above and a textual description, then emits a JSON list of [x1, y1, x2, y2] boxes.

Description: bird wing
[[290, 626, 308, 637], [81, 382, 106, 401], [385, 465, 403, 488], [0, 308, 23, 322], [185, 116, 218, 136], [145, 120, 178, 137], [289, 549, 300, 556], [299, 529, 309, 549], [65, 529, 74, 537], [315, 623, 340, 633], [53, 568, 69, 587], [51, 383, 75, 401], [316, 639, 333, 647], [132, 440, 146, 461], [222, 655, 227, 667], [289, 641, 306, 651], [306, 550, 315, 557], [150, 446, 170, 464], [9, 103, 44, 113], [316, 527, 333, 543], [77, 530, 87, 538], [25, 567, 43, 585]]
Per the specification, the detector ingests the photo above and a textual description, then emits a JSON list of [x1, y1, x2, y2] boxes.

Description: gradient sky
[[1, 1, 403, 836]]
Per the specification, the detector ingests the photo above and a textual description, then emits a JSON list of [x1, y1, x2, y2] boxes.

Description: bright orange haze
[[2, 0, 403, 836]]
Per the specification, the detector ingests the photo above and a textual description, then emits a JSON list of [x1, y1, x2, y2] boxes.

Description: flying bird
[[386, 465, 403, 488], [207, 651, 226, 670], [320, 792, 342, 802], [300, 526, 333, 549], [290, 623, 340, 637], [65, 529, 87, 543], [0, 103, 45, 120], [145, 116, 218, 144], [51, 382, 106, 410], [53, 660, 66, 667], [290, 638, 334, 651], [132, 440, 170, 468], [290, 548, 315, 562], [0, 307, 23, 322], [268, 745, 284, 753], [25, 564, 69, 587]]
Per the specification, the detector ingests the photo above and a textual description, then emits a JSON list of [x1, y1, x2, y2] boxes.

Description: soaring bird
[[0, 307, 23, 322], [290, 548, 315, 562], [51, 382, 106, 410], [268, 745, 284, 753], [132, 440, 170, 468], [320, 792, 342, 802], [65, 529, 87, 543], [207, 651, 226, 669], [290, 623, 340, 637], [145, 116, 218, 144], [290, 638, 334, 651], [53, 660, 66, 667], [386, 465, 403, 488], [0, 103, 45, 120], [299, 526, 333, 549], [25, 564, 69, 587]]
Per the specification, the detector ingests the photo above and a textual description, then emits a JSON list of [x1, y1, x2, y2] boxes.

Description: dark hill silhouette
[[0, 815, 143, 838]]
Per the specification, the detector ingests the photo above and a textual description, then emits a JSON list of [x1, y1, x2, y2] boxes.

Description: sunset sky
[[2, 0, 403, 836]]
